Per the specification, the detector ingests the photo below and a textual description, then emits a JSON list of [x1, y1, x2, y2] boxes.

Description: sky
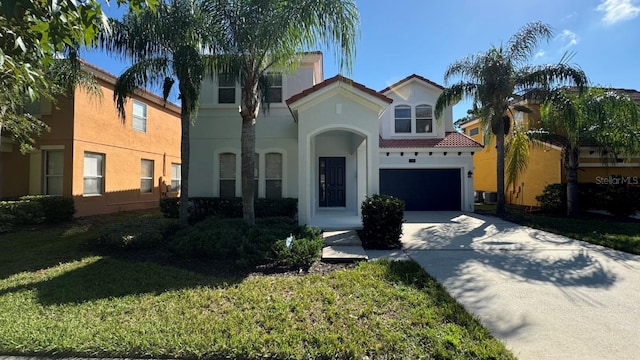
[[82, 0, 640, 121]]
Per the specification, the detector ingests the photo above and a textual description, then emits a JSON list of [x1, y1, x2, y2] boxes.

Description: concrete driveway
[[401, 211, 640, 360]]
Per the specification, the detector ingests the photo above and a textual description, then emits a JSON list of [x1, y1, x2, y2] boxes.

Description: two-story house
[[190, 52, 482, 227], [0, 62, 182, 217]]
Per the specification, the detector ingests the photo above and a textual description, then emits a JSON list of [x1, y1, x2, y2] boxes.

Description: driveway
[[401, 211, 640, 360]]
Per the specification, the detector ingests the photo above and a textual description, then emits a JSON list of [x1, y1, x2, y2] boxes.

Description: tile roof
[[379, 132, 483, 149], [380, 74, 445, 93], [286, 75, 393, 105]]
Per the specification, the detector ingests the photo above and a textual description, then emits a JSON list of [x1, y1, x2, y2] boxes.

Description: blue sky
[[82, 0, 640, 120]]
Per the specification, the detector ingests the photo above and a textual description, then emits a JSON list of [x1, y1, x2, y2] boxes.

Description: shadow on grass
[[0, 256, 245, 306]]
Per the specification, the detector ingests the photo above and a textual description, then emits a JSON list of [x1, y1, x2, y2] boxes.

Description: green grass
[[0, 211, 514, 359], [477, 205, 640, 255]]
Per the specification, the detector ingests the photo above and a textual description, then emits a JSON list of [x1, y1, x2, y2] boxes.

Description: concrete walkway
[[399, 211, 640, 360]]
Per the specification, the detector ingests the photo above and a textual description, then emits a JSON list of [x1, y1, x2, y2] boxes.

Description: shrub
[[169, 217, 319, 268], [20, 195, 75, 223], [160, 197, 298, 223], [271, 226, 324, 267], [0, 211, 16, 233], [535, 183, 567, 214], [360, 194, 404, 249], [93, 217, 178, 251], [602, 184, 640, 218], [0, 199, 45, 225]]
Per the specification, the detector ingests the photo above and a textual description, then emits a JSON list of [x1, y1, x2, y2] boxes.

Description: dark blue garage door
[[380, 169, 461, 211]]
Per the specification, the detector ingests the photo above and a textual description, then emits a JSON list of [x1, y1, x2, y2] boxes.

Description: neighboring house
[[0, 62, 182, 217], [459, 90, 640, 207], [191, 52, 482, 227]]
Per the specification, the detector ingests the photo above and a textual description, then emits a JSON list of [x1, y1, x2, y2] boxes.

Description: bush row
[[0, 195, 75, 232], [160, 197, 298, 223], [536, 182, 640, 217], [170, 217, 323, 268]]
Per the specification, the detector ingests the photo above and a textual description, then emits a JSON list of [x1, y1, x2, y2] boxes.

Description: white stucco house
[[190, 52, 482, 227]]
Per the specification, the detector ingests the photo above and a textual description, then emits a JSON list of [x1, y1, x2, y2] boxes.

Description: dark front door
[[319, 157, 346, 207]]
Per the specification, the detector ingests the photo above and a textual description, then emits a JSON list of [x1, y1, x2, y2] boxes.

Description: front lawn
[[0, 211, 514, 359], [477, 205, 640, 255]]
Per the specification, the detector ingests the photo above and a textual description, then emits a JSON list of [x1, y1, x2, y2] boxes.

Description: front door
[[319, 157, 346, 207]]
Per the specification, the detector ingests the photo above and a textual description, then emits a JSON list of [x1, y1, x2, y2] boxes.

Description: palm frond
[[113, 57, 171, 120], [516, 63, 587, 92], [505, 127, 530, 188], [434, 82, 479, 119], [506, 21, 552, 64]]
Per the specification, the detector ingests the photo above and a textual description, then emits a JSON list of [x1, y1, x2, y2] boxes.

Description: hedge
[[160, 197, 298, 223], [536, 182, 640, 217], [0, 195, 75, 231]]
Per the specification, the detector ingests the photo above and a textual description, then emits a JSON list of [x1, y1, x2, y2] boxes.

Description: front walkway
[[397, 211, 640, 360]]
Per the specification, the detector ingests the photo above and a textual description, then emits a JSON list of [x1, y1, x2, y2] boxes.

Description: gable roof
[[379, 132, 482, 149], [286, 75, 392, 106], [380, 74, 445, 94]]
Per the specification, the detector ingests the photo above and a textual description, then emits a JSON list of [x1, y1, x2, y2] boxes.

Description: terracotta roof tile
[[286, 75, 392, 105], [379, 132, 483, 149], [380, 74, 445, 93]]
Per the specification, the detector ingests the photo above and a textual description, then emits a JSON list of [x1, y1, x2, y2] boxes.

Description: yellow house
[[459, 90, 640, 207], [0, 62, 182, 217]]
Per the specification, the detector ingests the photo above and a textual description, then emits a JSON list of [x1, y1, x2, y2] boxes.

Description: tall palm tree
[[213, 0, 359, 225], [530, 88, 640, 216], [99, 0, 223, 226], [435, 22, 586, 216]]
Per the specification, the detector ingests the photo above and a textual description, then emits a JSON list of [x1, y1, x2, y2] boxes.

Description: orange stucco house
[[0, 62, 182, 217], [459, 89, 640, 207]]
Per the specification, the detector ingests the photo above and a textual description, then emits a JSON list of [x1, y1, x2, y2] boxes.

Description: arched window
[[394, 105, 412, 133], [265, 152, 283, 199], [219, 152, 236, 198], [416, 104, 433, 133]]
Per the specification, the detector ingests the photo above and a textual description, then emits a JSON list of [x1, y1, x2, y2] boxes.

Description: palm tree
[[529, 88, 640, 216], [435, 21, 586, 216], [213, 0, 359, 225], [99, 0, 223, 226]]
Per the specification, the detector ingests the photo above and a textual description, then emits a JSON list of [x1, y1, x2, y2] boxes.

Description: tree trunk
[[495, 117, 506, 217], [178, 103, 191, 227], [240, 76, 260, 225], [565, 146, 580, 217]]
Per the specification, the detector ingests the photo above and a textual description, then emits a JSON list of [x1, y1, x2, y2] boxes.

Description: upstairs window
[[265, 72, 283, 103], [416, 104, 433, 133], [218, 73, 236, 104], [394, 105, 412, 133], [469, 127, 479, 136], [133, 100, 147, 132]]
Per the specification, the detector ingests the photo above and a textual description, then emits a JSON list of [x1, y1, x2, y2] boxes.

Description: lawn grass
[[0, 211, 515, 359], [476, 204, 640, 255]]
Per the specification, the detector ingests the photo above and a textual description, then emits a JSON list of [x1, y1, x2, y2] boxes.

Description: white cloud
[[558, 30, 579, 48], [534, 50, 546, 58], [596, 0, 640, 25]]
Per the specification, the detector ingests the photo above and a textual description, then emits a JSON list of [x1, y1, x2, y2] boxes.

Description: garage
[[379, 169, 461, 211]]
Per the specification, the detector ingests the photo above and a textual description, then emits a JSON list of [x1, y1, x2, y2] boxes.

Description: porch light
[[467, 170, 473, 178]]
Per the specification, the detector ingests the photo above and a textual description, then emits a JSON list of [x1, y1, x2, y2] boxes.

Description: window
[[394, 105, 412, 133], [83, 152, 104, 195], [469, 127, 479, 136], [265, 153, 282, 199], [416, 105, 433, 133], [254, 153, 259, 199], [218, 73, 236, 104], [133, 100, 147, 132], [265, 72, 283, 103], [141, 159, 154, 193], [171, 163, 181, 192], [219, 153, 236, 198], [45, 150, 64, 195]]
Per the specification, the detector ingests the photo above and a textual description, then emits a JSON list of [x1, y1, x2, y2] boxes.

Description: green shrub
[[0, 199, 45, 225], [160, 197, 298, 223], [20, 195, 75, 223], [93, 217, 178, 251], [169, 217, 318, 268], [360, 194, 404, 249], [0, 211, 16, 233], [271, 226, 324, 267], [602, 184, 640, 218], [535, 183, 567, 214]]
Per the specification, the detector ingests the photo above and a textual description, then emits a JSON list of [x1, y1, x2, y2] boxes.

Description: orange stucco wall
[[0, 68, 181, 217]]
